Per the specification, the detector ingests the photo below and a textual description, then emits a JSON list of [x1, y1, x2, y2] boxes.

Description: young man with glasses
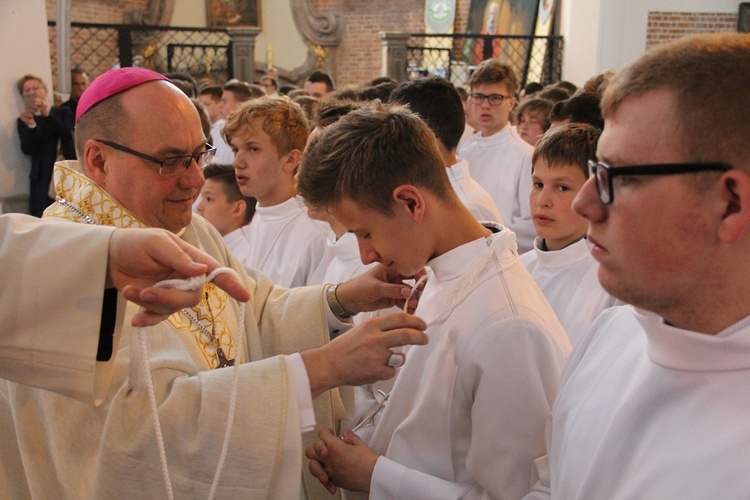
[[1, 67, 429, 499], [526, 33, 750, 498], [459, 59, 536, 252]]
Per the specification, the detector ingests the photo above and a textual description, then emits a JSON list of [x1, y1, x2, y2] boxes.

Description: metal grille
[[406, 34, 563, 88], [49, 22, 231, 88]]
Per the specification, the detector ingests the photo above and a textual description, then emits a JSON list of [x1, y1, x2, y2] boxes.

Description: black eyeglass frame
[[588, 160, 732, 205], [96, 139, 217, 175], [468, 93, 511, 106]]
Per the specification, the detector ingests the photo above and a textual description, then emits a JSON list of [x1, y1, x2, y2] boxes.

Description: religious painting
[[527, 0, 558, 83], [466, 0, 538, 38], [206, 0, 261, 28], [534, 0, 556, 36], [466, 0, 538, 65]]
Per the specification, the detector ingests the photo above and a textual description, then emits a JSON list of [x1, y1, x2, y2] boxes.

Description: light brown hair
[[601, 33, 750, 169], [468, 59, 518, 95], [532, 123, 601, 178], [297, 102, 454, 216], [222, 96, 309, 155]]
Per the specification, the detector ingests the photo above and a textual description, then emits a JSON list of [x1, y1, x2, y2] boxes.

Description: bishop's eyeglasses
[[587, 160, 732, 205], [96, 139, 217, 175]]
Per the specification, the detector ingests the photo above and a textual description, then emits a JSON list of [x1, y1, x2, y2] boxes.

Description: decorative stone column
[[379, 32, 411, 82], [290, 0, 343, 84], [228, 27, 261, 82]]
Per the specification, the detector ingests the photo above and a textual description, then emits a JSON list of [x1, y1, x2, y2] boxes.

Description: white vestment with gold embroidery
[[0, 161, 342, 499]]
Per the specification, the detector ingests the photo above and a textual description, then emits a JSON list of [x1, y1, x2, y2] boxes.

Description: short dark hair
[[514, 98, 554, 132], [199, 85, 223, 101], [357, 81, 397, 103], [202, 163, 256, 224], [555, 80, 578, 95], [306, 70, 335, 91], [314, 99, 361, 128], [537, 86, 570, 103], [532, 123, 601, 178], [469, 60, 519, 95], [549, 92, 604, 130], [222, 80, 263, 102], [389, 76, 465, 151], [298, 102, 454, 216], [369, 76, 397, 87], [522, 81, 544, 96]]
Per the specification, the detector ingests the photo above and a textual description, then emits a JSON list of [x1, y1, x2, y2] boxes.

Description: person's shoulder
[[568, 305, 638, 364], [519, 246, 538, 268]]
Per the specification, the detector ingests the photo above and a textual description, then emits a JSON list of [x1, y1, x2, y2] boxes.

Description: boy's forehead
[[473, 81, 513, 95], [232, 119, 268, 142], [533, 158, 588, 178]]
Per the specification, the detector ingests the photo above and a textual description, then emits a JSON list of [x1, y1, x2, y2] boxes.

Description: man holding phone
[[17, 74, 76, 217]]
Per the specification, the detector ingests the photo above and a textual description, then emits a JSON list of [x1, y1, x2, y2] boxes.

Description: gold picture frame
[[206, 0, 261, 28]]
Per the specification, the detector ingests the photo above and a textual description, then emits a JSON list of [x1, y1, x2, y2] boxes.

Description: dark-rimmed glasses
[[588, 160, 732, 205], [96, 139, 217, 175], [468, 93, 510, 106]]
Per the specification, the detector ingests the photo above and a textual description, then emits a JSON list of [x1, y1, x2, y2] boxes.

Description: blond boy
[[223, 96, 332, 287]]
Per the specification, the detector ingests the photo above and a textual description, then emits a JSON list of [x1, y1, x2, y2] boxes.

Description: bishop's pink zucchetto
[[75, 67, 170, 122]]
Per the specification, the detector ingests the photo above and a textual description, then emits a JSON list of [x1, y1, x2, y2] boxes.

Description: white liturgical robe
[[527, 306, 750, 499], [364, 226, 571, 499], [520, 237, 619, 346], [222, 224, 252, 264], [446, 158, 503, 224], [462, 124, 535, 252], [0, 214, 117, 401], [0, 162, 345, 499], [245, 196, 333, 288], [322, 231, 373, 285]]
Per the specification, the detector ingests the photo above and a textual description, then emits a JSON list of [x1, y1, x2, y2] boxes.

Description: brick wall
[[310, 0, 472, 86], [646, 11, 737, 49]]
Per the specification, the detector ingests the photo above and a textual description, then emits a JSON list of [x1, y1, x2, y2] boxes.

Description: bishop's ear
[[717, 169, 750, 244], [83, 139, 108, 186]]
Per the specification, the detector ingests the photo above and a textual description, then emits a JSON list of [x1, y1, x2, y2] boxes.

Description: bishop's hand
[[108, 228, 250, 326]]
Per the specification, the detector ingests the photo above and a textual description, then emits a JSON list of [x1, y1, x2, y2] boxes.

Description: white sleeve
[[286, 353, 316, 432], [0, 214, 119, 403], [370, 316, 565, 499]]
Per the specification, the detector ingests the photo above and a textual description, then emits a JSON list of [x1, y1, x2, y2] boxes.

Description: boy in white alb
[[223, 96, 332, 287], [298, 103, 571, 498], [389, 76, 503, 224], [197, 86, 234, 164], [520, 124, 618, 345], [195, 163, 256, 262], [461, 60, 536, 252]]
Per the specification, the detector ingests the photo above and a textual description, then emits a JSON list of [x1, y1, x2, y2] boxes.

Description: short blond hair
[[222, 96, 309, 155]]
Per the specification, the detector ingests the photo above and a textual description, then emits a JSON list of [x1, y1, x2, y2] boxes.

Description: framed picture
[[206, 0, 261, 28], [739, 3, 750, 33]]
